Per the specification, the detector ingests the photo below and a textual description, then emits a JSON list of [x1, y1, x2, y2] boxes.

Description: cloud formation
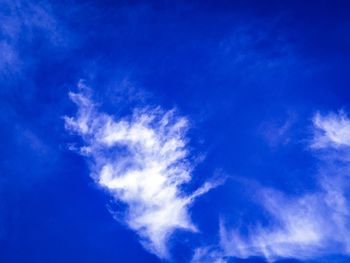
[[64, 83, 214, 258], [195, 111, 350, 262], [312, 110, 350, 149], [219, 183, 350, 261]]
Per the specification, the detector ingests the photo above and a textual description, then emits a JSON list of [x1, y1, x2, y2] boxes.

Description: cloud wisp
[[64, 83, 214, 258], [0, 0, 73, 86], [194, 110, 350, 262]]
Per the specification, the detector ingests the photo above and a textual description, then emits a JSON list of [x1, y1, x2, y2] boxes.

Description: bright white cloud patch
[[64, 83, 213, 258], [312, 111, 350, 148], [197, 111, 350, 262]]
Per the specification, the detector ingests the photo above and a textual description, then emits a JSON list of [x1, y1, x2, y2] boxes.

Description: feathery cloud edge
[[64, 82, 217, 258], [193, 110, 350, 262]]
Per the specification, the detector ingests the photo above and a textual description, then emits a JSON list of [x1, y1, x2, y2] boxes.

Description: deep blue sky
[[1, 1, 350, 262]]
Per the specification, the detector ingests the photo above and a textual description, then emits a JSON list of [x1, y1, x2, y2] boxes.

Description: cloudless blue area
[[1, 0, 350, 262]]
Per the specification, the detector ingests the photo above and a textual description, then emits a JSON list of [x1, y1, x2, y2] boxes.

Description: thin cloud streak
[[195, 111, 350, 262]]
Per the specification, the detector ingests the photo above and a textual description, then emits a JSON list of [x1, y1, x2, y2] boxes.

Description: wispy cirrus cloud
[[0, 0, 72, 81], [194, 110, 350, 262], [218, 182, 350, 261], [64, 82, 215, 259]]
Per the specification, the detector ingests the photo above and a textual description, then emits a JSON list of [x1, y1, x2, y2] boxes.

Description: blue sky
[[2, 1, 350, 262]]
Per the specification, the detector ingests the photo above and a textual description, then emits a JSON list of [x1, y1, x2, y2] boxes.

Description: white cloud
[[312, 110, 350, 148], [65, 83, 215, 258], [191, 246, 226, 263], [218, 184, 350, 262], [198, 111, 350, 262]]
